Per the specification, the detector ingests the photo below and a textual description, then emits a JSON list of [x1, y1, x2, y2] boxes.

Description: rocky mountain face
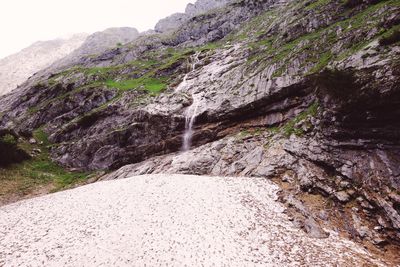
[[0, 34, 88, 96], [155, 0, 231, 33], [48, 27, 140, 71], [1, 0, 400, 260], [0, 27, 140, 97]]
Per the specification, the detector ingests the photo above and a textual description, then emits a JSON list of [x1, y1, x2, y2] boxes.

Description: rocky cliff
[[0, 34, 88, 96], [0, 0, 399, 260], [155, 0, 231, 33], [0, 27, 140, 97], [47, 27, 140, 71]]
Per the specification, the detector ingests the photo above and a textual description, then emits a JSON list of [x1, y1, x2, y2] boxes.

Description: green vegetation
[[304, 0, 331, 11], [238, 127, 266, 140], [243, 103, 319, 140], [225, 9, 277, 44], [28, 81, 105, 114], [31, 37, 225, 114], [1, 134, 17, 145], [379, 29, 400, 46], [0, 128, 90, 203], [105, 77, 167, 93], [282, 102, 319, 137], [308, 51, 333, 74], [97, 43, 222, 94], [197, 42, 222, 52], [237, 103, 319, 143], [243, 0, 400, 77]]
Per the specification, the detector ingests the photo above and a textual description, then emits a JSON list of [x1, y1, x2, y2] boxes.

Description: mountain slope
[[155, 0, 231, 33], [49, 27, 140, 71], [0, 34, 88, 96], [0, 0, 399, 258]]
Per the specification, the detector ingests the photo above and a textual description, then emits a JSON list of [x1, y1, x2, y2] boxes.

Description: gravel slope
[[0, 175, 388, 266]]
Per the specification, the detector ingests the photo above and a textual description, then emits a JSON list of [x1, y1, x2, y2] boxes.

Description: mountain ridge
[[0, 34, 88, 96]]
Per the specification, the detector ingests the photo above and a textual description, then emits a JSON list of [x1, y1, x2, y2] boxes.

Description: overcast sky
[[0, 0, 194, 58]]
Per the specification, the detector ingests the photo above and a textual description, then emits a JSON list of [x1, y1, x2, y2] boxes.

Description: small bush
[[1, 134, 17, 145]]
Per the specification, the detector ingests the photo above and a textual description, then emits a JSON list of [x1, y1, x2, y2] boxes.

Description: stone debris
[[0, 175, 388, 266]]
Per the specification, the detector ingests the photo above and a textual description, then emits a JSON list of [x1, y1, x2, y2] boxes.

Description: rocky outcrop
[[185, 0, 231, 16], [160, 0, 285, 46], [155, 0, 232, 34], [49, 27, 140, 70], [0, 34, 87, 96], [155, 13, 190, 34]]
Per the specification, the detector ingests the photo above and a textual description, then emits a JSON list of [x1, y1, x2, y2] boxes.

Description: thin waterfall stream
[[180, 51, 201, 152]]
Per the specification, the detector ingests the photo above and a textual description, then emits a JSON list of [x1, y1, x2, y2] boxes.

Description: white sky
[[0, 0, 194, 58]]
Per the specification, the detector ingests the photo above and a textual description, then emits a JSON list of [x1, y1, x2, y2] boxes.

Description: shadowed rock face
[[0, 0, 399, 254], [0, 143, 30, 167], [0, 130, 30, 167]]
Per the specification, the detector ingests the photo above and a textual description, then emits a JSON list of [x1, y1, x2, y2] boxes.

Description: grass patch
[[1, 134, 17, 145], [0, 128, 90, 202], [379, 29, 400, 46], [304, 0, 331, 11], [247, 0, 399, 77], [106, 77, 167, 93], [308, 51, 333, 73], [282, 102, 319, 137]]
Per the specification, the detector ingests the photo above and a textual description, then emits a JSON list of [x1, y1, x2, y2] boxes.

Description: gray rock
[[155, 13, 189, 33], [0, 34, 87, 96], [49, 27, 140, 71], [303, 218, 330, 239], [155, 0, 232, 34], [185, 0, 231, 16], [29, 138, 37, 145], [335, 191, 351, 203]]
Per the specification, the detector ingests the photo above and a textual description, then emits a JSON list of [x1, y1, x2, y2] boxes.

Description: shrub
[[1, 134, 17, 145]]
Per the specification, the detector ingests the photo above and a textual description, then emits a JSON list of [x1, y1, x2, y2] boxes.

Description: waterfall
[[176, 51, 200, 91], [181, 52, 201, 152], [182, 95, 200, 151]]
